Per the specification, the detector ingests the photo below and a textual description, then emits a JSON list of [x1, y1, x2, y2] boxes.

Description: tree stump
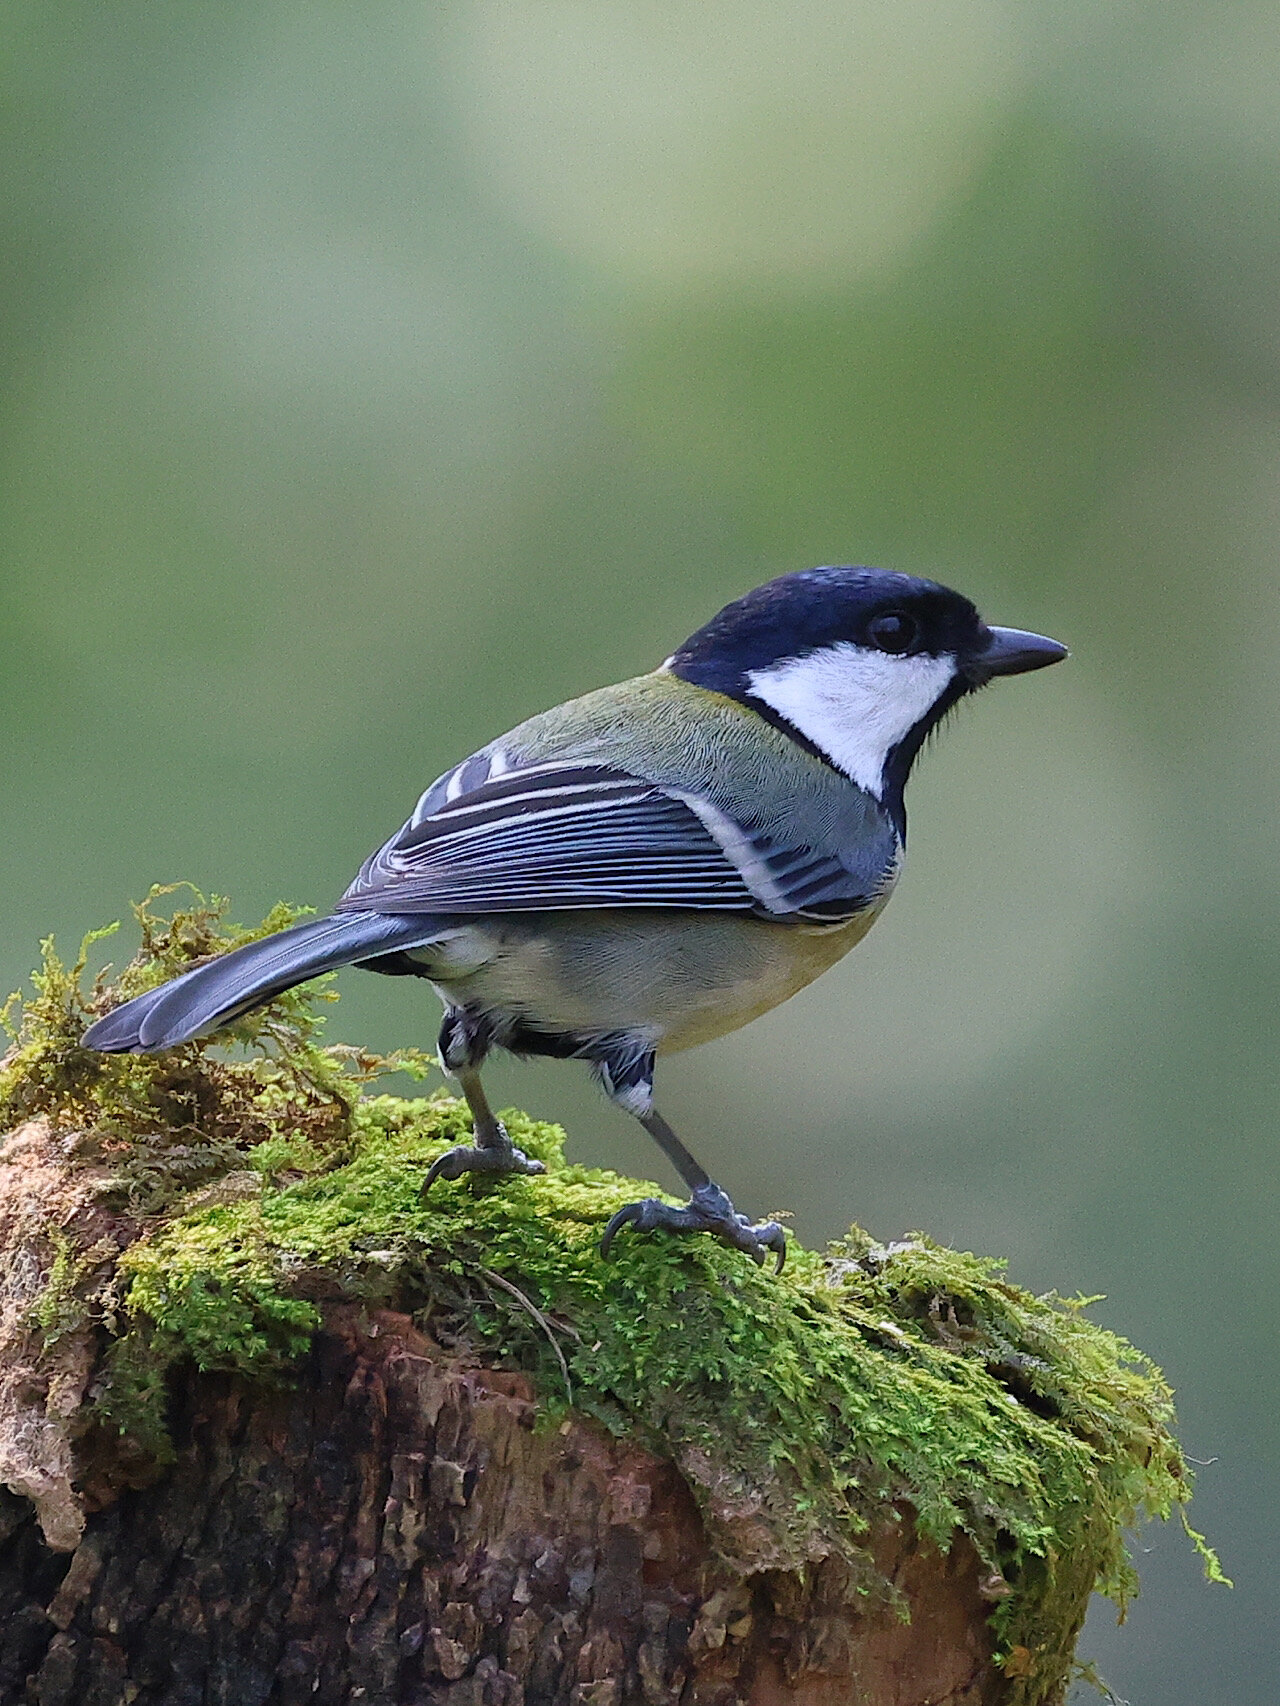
[[0, 901, 1217, 1705], [1, 1305, 1002, 1706]]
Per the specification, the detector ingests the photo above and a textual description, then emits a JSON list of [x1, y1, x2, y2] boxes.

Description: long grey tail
[[81, 911, 434, 1053]]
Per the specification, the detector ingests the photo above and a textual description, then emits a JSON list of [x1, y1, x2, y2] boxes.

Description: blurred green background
[[2, 3, 1276, 1697]]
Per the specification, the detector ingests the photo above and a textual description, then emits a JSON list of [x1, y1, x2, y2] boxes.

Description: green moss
[[0, 893, 1225, 1705], [0, 884, 433, 1212], [29, 1232, 93, 1342]]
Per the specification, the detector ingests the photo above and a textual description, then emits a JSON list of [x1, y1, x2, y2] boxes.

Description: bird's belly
[[416, 903, 888, 1055], [649, 908, 886, 1052]]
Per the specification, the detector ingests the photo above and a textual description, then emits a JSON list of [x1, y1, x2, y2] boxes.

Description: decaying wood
[[0, 1305, 1003, 1706]]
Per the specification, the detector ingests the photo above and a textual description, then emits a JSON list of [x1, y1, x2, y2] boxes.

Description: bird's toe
[[422, 1135, 546, 1193], [599, 1182, 787, 1273]]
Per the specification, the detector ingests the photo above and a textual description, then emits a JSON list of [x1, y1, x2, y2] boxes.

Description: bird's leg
[[422, 1010, 546, 1191], [594, 1051, 786, 1272], [422, 1068, 546, 1185]]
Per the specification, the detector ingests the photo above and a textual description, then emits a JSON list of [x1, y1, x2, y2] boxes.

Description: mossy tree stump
[[0, 897, 1220, 1705]]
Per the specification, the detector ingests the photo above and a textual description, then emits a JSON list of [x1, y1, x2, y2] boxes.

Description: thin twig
[[480, 1267, 572, 1400]]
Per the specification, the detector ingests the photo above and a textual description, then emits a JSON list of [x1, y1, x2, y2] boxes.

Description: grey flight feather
[[81, 912, 438, 1053]]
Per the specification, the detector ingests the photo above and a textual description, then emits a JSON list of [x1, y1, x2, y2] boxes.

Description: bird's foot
[[600, 1181, 787, 1273], [422, 1123, 547, 1192]]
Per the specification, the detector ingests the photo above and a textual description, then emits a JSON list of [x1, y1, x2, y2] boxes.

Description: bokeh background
[[2, 3, 1277, 1697]]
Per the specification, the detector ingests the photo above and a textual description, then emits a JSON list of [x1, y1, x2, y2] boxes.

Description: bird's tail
[[81, 911, 434, 1053]]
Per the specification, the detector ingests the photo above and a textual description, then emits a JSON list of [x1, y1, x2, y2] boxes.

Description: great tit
[[83, 566, 1066, 1269]]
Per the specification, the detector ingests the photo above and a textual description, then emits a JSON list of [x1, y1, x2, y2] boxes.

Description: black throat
[[879, 674, 975, 841]]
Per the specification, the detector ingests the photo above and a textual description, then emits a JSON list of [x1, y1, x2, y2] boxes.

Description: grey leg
[[594, 1051, 786, 1272], [422, 1011, 546, 1192]]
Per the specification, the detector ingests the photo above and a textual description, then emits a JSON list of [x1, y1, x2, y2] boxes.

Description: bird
[[83, 566, 1066, 1269]]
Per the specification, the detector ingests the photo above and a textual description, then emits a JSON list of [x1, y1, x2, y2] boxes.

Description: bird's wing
[[336, 759, 872, 922]]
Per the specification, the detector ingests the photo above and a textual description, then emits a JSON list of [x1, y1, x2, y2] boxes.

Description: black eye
[[866, 611, 918, 654]]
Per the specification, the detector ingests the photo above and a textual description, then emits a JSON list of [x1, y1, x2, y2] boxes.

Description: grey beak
[[973, 625, 1068, 678]]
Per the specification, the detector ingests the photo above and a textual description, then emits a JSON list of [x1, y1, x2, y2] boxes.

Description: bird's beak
[[971, 625, 1068, 680]]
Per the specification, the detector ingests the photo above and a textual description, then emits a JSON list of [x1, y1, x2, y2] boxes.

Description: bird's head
[[668, 566, 1066, 834]]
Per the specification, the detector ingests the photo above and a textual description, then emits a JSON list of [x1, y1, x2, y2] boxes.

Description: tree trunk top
[[0, 891, 1224, 1705]]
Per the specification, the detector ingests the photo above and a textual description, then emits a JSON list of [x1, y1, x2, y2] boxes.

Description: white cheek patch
[[746, 644, 957, 796]]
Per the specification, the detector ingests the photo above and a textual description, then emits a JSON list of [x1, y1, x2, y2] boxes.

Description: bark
[[0, 1306, 1004, 1706]]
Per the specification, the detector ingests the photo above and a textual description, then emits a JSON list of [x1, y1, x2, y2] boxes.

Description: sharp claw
[[599, 1201, 641, 1260], [733, 1221, 787, 1271], [424, 1147, 474, 1188]]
